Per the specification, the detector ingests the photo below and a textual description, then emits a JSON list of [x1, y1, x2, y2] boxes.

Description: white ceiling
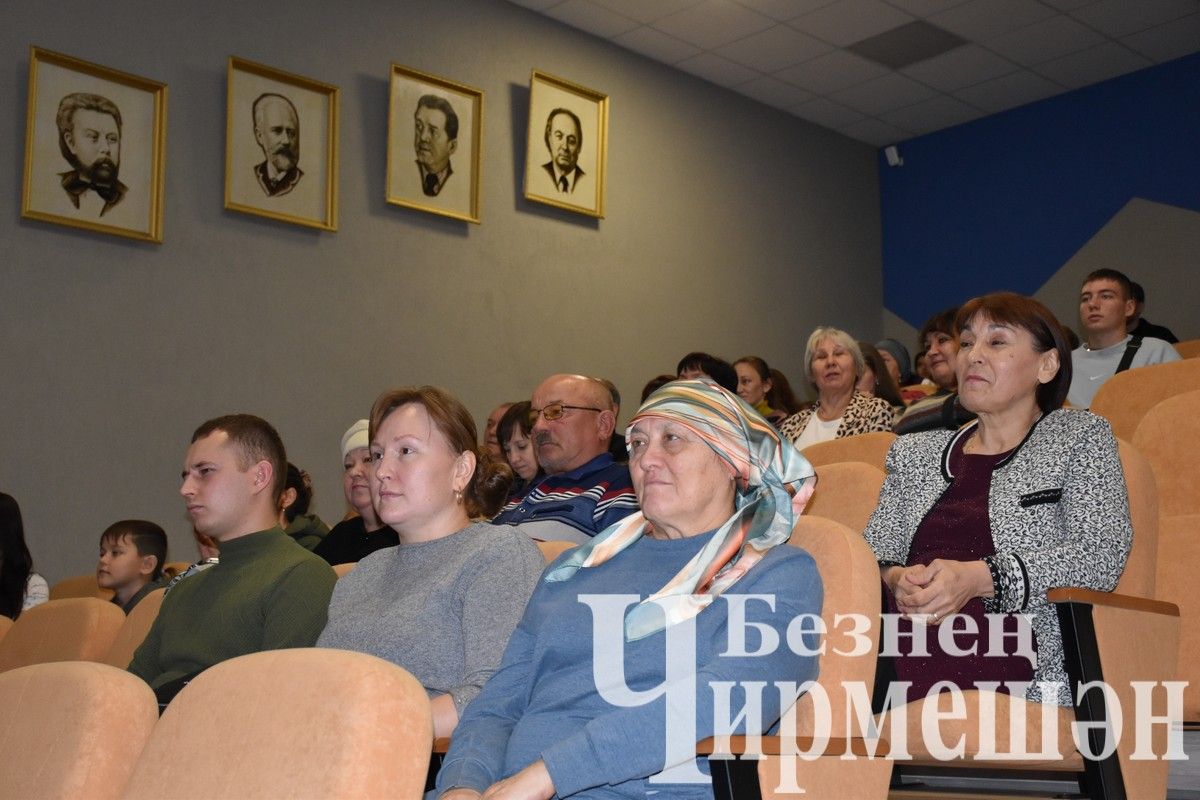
[[507, 0, 1200, 146]]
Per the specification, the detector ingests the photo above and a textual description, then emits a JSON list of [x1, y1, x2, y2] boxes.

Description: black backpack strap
[[1115, 336, 1144, 374]]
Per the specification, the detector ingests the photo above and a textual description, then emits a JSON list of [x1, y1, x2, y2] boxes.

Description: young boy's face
[[96, 534, 154, 591]]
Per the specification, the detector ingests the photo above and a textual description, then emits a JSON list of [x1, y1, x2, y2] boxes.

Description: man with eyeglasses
[[491, 374, 638, 544]]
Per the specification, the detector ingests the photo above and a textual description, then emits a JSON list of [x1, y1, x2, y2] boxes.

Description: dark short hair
[[281, 462, 313, 523], [369, 386, 511, 518], [640, 374, 675, 404], [544, 107, 582, 151], [1130, 281, 1145, 304], [100, 520, 168, 582], [497, 401, 533, 450], [56, 93, 122, 165], [917, 307, 960, 353], [191, 414, 288, 505], [416, 94, 459, 140], [955, 292, 1073, 413], [1081, 269, 1133, 300], [251, 93, 298, 132], [675, 352, 738, 393]]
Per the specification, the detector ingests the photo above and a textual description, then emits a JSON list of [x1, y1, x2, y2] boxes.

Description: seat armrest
[[1048, 587, 1179, 617], [698, 735, 888, 758]]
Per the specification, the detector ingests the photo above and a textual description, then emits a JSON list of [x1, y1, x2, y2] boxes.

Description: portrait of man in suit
[[55, 92, 126, 217], [542, 108, 584, 194], [413, 94, 458, 197], [252, 93, 303, 197]]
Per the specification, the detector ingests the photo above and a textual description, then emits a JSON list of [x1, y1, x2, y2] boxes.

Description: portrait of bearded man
[[55, 92, 127, 217], [251, 93, 303, 197]]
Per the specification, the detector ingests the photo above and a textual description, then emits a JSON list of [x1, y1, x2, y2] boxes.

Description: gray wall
[[2, 0, 882, 582]]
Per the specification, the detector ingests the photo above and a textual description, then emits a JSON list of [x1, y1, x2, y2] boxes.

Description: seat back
[[0, 661, 157, 800], [1173, 338, 1200, 359], [536, 540, 576, 563], [104, 588, 166, 669], [806, 462, 885, 534], [121, 649, 432, 799], [161, 561, 192, 579], [0, 597, 126, 673], [801, 431, 896, 471], [1154, 513, 1200, 720], [1114, 439, 1158, 598], [1090, 358, 1200, 441], [332, 562, 357, 578], [786, 516, 881, 738], [0, 616, 11, 644], [1132, 389, 1200, 517], [49, 572, 114, 601]]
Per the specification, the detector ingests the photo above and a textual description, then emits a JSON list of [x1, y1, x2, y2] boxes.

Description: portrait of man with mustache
[[251, 93, 303, 197], [412, 94, 458, 198], [55, 92, 127, 217]]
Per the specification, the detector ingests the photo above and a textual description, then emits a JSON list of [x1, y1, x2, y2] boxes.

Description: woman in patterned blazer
[[778, 327, 894, 447], [864, 292, 1131, 706]]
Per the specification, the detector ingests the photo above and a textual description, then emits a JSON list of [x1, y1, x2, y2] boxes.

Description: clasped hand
[[886, 559, 990, 624]]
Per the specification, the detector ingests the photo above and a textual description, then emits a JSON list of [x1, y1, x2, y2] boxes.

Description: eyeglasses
[[528, 403, 605, 425]]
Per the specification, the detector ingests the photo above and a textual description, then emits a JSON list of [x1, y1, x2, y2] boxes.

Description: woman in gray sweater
[[317, 386, 544, 737]]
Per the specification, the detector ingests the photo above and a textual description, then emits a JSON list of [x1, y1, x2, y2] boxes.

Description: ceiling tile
[[930, 0, 1056, 40], [985, 14, 1106, 66], [1034, 41, 1153, 89], [612, 26, 702, 63], [651, 0, 776, 49], [731, 0, 839, 21], [839, 117, 915, 146], [545, 0, 641, 37], [774, 49, 890, 92], [716, 24, 834, 72], [901, 43, 1017, 90], [879, 94, 983, 132], [675, 52, 762, 87], [884, 0, 973, 16], [830, 72, 939, 115], [507, 0, 566, 10], [788, 0, 916, 46], [790, 96, 867, 128], [1039, 0, 1098, 10], [954, 69, 1065, 112], [1122, 12, 1200, 62], [1071, 0, 1199, 37], [589, 0, 702, 24], [848, 20, 967, 68], [735, 75, 816, 107]]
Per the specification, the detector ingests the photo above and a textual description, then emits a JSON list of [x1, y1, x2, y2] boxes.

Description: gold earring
[[454, 489, 463, 503]]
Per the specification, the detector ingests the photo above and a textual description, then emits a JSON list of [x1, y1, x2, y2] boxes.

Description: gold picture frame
[[225, 56, 338, 231], [22, 46, 167, 243], [523, 70, 608, 219], [387, 64, 483, 224]]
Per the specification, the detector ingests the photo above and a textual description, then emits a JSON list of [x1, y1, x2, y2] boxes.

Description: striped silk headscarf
[[544, 378, 816, 640]]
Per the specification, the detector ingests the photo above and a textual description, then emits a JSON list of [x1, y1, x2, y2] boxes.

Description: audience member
[[129, 414, 336, 704], [96, 519, 167, 614], [313, 419, 399, 566], [164, 527, 220, 593], [915, 351, 931, 382], [733, 355, 787, 424], [639, 373, 674, 403], [278, 462, 329, 550], [866, 292, 1129, 707], [318, 387, 543, 738], [0, 493, 48, 620], [875, 338, 914, 386], [1127, 281, 1178, 343], [497, 401, 540, 500], [435, 379, 821, 798], [857, 341, 906, 410], [1068, 269, 1180, 408], [483, 402, 515, 460], [597, 377, 627, 463], [894, 308, 976, 435], [767, 367, 805, 416], [492, 374, 639, 543], [675, 351, 737, 392], [779, 328, 894, 447]]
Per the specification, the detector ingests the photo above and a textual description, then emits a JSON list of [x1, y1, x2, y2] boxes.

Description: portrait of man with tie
[[523, 71, 607, 218], [251, 93, 303, 197], [55, 92, 127, 217], [413, 95, 458, 198], [542, 108, 584, 194]]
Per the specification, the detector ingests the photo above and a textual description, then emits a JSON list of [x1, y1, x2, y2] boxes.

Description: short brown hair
[[191, 414, 288, 504], [1082, 268, 1133, 299], [917, 307, 960, 353], [955, 292, 1073, 413], [369, 387, 512, 518], [100, 520, 168, 582]]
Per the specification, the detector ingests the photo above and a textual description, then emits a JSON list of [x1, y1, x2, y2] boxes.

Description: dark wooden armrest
[[1048, 587, 1179, 616], [697, 735, 888, 758]]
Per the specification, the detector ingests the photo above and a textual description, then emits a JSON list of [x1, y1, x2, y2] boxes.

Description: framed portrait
[[22, 46, 167, 243], [387, 65, 482, 224], [225, 56, 338, 231], [523, 71, 608, 219]]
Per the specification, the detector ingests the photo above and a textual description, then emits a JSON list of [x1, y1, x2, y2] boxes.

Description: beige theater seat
[[536, 539, 576, 563], [0, 597, 126, 673], [806, 461, 885, 534], [104, 588, 166, 669], [1090, 358, 1200, 441], [332, 561, 357, 578], [801, 431, 896, 471], [0, 661, 157, 800], [1173, 338, 1200, 359], [0, 615, 11, 645], [50, 572, 114, 601], [121, 648, 432, 799]]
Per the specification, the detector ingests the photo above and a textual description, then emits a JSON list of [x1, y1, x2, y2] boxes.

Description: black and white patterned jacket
[[863, 408, 1132, 705]]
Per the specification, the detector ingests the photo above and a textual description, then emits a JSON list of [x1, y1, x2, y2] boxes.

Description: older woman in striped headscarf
[[435, 379, 824, 800]]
